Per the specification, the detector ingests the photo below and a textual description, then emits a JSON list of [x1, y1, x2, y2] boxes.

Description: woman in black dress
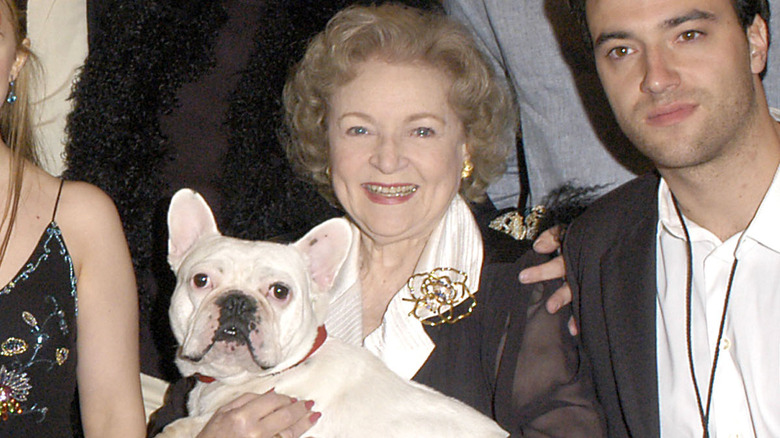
[[0, 1, 144, 436]]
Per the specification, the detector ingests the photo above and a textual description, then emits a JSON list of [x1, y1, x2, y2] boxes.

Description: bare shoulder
[[54, 181, 127, 268], [55, 181, 121, 227]]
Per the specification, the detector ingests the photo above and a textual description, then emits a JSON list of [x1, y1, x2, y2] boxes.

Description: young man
[[564, 0, 780, 436]]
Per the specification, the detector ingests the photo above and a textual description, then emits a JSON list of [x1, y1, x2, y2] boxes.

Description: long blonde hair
[[1, 0, 39, 265]]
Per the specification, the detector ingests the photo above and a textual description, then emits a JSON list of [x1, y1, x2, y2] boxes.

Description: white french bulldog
[[157, 189, 508, 438]]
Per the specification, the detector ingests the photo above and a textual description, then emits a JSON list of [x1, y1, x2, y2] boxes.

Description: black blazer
[[564, 173, 662, 437]]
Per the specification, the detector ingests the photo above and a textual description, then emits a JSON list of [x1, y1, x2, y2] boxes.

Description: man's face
[[586, 0, 768, 172]]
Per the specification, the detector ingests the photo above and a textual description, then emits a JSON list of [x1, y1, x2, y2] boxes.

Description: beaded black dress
[[0, 183, 79, 436]]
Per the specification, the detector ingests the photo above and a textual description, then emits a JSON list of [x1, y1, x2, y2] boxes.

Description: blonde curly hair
[[283, 3, 517, 205]]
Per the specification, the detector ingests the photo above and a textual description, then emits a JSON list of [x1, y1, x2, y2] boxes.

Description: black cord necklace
[[672, 196, 738, 438]]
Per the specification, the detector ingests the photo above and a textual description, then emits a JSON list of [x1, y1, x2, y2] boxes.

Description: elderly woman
[[282, 3, 602, 436], [150, 4, 602, 437]]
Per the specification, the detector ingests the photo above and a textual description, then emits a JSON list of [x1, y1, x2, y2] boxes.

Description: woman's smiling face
[[327, 59, 467, 245]]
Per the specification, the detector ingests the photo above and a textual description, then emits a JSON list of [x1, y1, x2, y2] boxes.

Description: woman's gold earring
[[461, 160, 473, 179], [325, 166, 331, 179]]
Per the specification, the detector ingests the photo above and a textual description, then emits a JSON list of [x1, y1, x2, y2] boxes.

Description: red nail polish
[[309, 411, 322, 423], [304, 400, 315, 410], [290, 397, 298, 403]]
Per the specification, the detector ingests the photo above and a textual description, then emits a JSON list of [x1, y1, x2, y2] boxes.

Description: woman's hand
[[196, 390, 320, 438], [518, 226, 578, 336]]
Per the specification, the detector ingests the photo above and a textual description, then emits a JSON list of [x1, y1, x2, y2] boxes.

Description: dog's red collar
[[195, 373, 216, 383], [298, 325, 328, 365], [194, 325, 328, 384]]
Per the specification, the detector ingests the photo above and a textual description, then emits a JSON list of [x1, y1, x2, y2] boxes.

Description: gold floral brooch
[[403, 268, 476, 326]]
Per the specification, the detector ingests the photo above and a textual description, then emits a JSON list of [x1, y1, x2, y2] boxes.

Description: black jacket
[[565, 172, 662, 437]]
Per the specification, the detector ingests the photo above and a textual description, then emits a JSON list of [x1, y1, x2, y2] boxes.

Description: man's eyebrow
[[593, 9, 716, 49], [594, 31, 630, 49], [662, 9, 716, 28]]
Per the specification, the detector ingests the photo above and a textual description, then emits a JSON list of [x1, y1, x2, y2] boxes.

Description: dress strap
[[51, 179, 65, 222]]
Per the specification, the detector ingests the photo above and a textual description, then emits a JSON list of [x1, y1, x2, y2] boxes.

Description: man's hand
[[519, 226, 578, 336]]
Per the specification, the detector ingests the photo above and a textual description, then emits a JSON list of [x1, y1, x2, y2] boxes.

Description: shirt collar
[[657, 179, 720, 244], [754, 107, 780, 253], [658, 162, 780, 255], [742, 164, 780, 254]]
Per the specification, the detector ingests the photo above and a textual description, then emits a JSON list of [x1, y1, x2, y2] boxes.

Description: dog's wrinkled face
[[167, 190, 350, 379], [170, 237, 314, 377]]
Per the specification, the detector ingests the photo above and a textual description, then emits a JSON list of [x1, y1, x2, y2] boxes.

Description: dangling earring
[[6, 80, 16, 104], [325, 166, 331, 179], [461, 160, 473, 179]]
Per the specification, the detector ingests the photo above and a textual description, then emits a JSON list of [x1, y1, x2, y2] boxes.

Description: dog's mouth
[[213, 318, 256, 345], [215, 325, 243, 340], [212, 292, 257, 343]]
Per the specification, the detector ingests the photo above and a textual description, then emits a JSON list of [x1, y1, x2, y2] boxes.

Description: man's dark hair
[[567, 0, 771, 49]]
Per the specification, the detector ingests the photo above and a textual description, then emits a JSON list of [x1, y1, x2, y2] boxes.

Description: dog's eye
[[192, 273, 210, 288], [269, 282, 290, 300]]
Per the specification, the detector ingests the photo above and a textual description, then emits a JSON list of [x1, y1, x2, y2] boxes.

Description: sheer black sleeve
[[485, 251, 605, 437]]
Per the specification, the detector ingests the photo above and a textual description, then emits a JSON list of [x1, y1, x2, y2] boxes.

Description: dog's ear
[[168, 189, 220, 270], [293, 218, 352, 294]]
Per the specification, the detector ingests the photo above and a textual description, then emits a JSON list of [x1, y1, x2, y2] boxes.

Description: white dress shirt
[[324, 196, 484, 379], [656, 164, 780, 438]]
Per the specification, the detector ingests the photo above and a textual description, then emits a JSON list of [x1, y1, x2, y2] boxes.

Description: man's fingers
[[568, 316, 579, 337], [544, 283, 572, 314], [532, 226, 563, 254], [546, 284, 579, 337], [523, 226, 578, 336], [519, 255, 565, 284]]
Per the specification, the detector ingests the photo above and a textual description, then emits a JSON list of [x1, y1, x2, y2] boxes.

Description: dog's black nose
[[217, 292, 256, 318], [213, 292, 258, 344]]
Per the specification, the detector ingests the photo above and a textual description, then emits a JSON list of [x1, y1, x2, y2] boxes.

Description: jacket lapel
[[600, 191, 661, 436]]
